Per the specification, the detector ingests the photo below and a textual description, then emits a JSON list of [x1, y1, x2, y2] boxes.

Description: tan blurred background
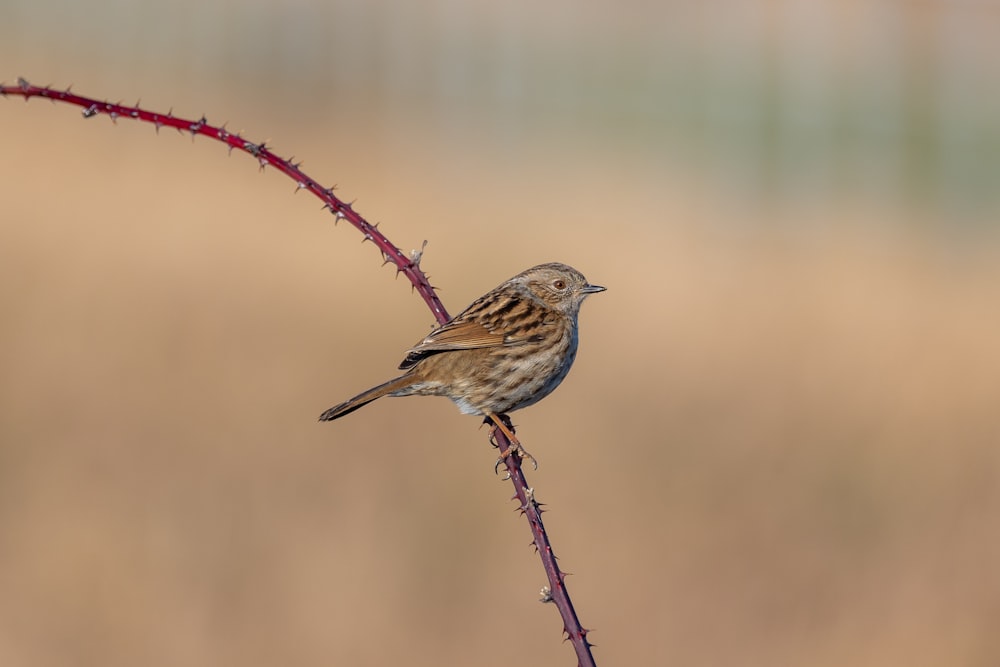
[[2, 1, 1000, 665]]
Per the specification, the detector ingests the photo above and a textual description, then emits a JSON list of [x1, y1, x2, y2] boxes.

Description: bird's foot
[[484, 413, 538, 472]]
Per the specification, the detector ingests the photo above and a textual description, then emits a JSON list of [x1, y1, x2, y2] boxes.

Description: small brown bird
[[319, 262, 604, 455]]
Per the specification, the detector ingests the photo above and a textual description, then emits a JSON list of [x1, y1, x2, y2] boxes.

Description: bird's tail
[[318, 375, 412, 422]]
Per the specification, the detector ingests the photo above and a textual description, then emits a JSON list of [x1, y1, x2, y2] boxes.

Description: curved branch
[[2, 77, 596, 667]]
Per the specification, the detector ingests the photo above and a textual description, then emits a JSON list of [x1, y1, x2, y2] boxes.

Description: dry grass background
[[3, 5, 1000, 665]]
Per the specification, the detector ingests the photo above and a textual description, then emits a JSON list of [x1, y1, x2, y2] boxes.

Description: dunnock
[[319, 262, 604, 456]]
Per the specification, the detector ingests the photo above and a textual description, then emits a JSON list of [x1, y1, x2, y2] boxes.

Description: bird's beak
[[582, 283, 606, 294]]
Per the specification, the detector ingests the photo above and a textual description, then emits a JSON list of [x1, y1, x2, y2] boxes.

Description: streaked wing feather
[[417, 318, 506, 349], [397, 289, 541, 369]]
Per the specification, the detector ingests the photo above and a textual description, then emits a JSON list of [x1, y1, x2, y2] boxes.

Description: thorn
[[189, 115, 206, 135], [17, 77, 30, 90], [295, 181, 307, 192], [559, 629, 589, 645], [410, 240, 428, 267], [381, 251, 393, 267]]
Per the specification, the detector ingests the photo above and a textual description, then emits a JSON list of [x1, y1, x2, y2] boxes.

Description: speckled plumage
[[319, 263, 604, 423]]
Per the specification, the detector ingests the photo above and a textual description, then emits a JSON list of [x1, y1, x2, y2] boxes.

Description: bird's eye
[[552, 279, 566, 290]]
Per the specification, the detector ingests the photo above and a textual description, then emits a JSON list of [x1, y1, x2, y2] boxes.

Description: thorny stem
[[494, 422, 596, 667], [2, 77, 596, 667], [1, 77, 446, 322]]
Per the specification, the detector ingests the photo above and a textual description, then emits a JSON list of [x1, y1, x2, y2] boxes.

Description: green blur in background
[[2, 2, 999, 666], [5, 0, 999, 223]]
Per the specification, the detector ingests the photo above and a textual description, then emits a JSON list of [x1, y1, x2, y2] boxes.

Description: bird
[[319, 262, 604, 461]]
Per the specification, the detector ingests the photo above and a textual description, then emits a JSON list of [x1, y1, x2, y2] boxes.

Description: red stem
[[2, 77, 447, 324], [496, 435, 596, 667], [2, 77, 596, 667]]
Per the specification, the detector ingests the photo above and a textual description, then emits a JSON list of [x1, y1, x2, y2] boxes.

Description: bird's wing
[[397, 294, 543, 369]]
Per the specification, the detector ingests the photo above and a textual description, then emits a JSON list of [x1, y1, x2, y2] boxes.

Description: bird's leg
[[484, 412, 537, 471], [484, 412, 520, 450]]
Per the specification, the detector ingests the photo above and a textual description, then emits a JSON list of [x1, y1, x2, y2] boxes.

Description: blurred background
[[2, 1, 999, 665]]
